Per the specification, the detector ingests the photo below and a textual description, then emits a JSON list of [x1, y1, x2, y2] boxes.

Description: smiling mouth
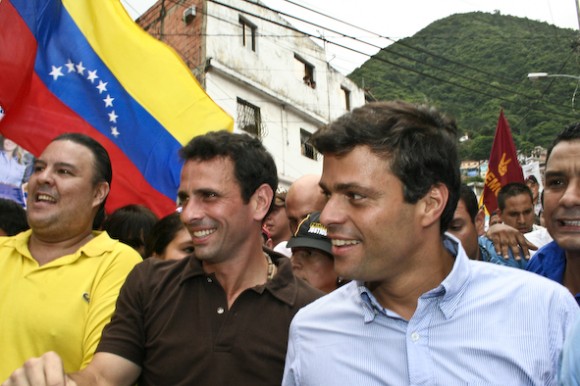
[[558, 220, 580, 227], [192, 229, 216, 238], [35, 193, 57, 203], [331, 239, 360, 246]]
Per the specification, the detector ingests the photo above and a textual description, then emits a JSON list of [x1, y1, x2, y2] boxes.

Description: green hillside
[[348, 11, 580, 160]]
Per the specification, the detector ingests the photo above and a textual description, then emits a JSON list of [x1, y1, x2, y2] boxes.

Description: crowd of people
[[1, 100, 579, 385]]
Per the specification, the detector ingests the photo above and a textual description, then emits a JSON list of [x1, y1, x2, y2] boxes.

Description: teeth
[[331, 239, 360, 246], [193, 229, 215, 238], [562, 220, 580, 227], [37, 194, 56, 202]]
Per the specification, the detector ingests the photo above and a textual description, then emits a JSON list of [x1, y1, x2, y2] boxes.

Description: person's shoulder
[[272, 256, 325, 305], [526, 241, 565, 273], [123, 256, 196, 297], [294, 274, 325, 303], [133, 255, 190, 276], [293, 281, 358, 322], [469, 258, 573, 299]]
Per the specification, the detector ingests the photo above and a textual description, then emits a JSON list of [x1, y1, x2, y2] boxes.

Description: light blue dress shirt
[[283, 235, 579, 386], [560, 315, 580, 386]]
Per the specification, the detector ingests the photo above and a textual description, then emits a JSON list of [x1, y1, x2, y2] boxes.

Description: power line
[[206, 0, 577, 120], [136, 0, 578, 121]]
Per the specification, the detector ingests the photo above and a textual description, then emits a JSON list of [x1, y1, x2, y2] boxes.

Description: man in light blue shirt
[[283, 101, 578, 386], [561, 315, 580, 386]]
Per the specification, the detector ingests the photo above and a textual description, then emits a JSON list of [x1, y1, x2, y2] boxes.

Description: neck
[[370, 241, 454, 321], [29, 229, 95, 266], [203, 244, 273, 308], [564, 252, 580, 296]]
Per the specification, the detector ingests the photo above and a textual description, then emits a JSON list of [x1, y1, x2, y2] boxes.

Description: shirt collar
[[357, 233, 470, 322], [179, 250, 299, 306], [11, 230, 117, 266]]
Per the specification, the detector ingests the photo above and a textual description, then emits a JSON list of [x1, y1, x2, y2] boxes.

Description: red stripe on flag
[[0, 0, 37, 114], [1, 73, 178, 217]]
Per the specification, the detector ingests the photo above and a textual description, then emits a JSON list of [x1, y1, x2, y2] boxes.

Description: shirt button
[[207, 277, 213, 283], [217, 307, 225, 314], [411, 332, 420, 342]]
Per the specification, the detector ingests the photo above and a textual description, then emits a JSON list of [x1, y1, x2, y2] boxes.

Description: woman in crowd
[[0, 137, 32, 207], [144, 212, 193, 260]]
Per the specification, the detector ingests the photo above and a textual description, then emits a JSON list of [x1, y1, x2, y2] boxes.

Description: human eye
[[182, 246, 194, 254], [448, 221, 463, 232], [57, 168, 73, 176], [203, 191, 218, 200], [32, 162, 45, 173], [346, 191, 365, 201], [545, 176, 566, 190], [177, 193, 189, 207]]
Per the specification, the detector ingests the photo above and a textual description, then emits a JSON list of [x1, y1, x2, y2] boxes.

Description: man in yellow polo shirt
[[0, 133, 141, 380]]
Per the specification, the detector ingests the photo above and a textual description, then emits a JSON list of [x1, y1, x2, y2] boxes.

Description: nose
[[320, 194, 344, 229], [31, 166, 54, 186], [180, 198, 203, 224]]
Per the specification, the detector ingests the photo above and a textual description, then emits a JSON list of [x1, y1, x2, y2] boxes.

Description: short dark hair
[[459, 184, 478, 223], [546, 122, 580, 164], [101, 204, 158, 257], [311, 101, 460, 233], [497, 182, 533, 211], [144, 212, 186, 258], [179, 130, 278, 213], [52, 133, 112, 225], [0, 198, 29, 235]]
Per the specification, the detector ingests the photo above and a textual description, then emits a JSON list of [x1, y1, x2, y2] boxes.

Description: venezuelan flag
[[0, 0, 234, 217]]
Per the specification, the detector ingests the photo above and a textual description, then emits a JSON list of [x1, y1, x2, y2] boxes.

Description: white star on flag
[[49, 66, 64, 81], [87, 70, 99, 83], [65, 59, 76, 73], [96, 81, 108, 94], [108, 110, 118, 123], [76, 61, 86, 75], [111, 127, 120, 137], [103, 95, 115, 107]]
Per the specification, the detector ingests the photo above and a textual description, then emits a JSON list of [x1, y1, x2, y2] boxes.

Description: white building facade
[[138, 0, 367, 187]]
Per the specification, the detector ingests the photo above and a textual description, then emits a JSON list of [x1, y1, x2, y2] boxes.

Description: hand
[[2, 352, 76, 386], [486, 223, 537, 261]]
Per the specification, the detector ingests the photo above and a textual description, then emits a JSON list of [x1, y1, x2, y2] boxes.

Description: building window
[[294, 54, 315, 89], [237, 98, 261, 137], [341, 86, 351, 111], [239, 16, 257, 52], [300, 129, 318, 160]]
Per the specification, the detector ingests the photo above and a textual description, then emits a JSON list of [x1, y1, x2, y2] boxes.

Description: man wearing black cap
[[287, 212, 342, 293]]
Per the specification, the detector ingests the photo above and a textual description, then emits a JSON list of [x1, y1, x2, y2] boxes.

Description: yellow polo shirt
[[0, 230, 141, 380]]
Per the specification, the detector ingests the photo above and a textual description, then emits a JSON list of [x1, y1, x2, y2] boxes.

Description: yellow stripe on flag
[[63, 0, 233, 145]]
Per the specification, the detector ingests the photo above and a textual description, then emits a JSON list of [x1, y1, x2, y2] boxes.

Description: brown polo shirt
[[96, 253, 322, 386]]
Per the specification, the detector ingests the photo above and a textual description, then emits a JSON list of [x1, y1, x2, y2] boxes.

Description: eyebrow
[[33, 160, 78, 171], [320, 181, 381, 199], [544, 170, 566, 179]]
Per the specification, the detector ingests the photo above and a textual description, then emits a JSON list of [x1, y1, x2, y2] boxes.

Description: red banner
[[481, 110, 524, 214]]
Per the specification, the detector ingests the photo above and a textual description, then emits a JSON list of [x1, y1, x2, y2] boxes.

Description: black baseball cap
[[286, 212, 332, 255]]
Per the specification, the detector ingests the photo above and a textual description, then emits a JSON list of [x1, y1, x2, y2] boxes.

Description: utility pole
[[576, 0, 580, 30]]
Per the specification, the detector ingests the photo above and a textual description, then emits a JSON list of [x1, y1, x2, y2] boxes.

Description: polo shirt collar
[[178, 251, 299, 307], [13, 230, 117, 267]]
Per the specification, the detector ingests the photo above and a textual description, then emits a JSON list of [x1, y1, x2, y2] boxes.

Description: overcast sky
[[121, 0, 579, 74]]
